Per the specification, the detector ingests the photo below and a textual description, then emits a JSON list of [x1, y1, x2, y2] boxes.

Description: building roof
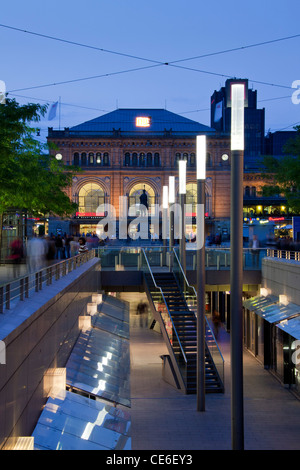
[[68, 108, 216, 137]]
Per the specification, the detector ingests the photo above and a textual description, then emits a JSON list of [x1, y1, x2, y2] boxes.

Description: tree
[[0, 97, 78, 259], [261, 126, 300, 213]]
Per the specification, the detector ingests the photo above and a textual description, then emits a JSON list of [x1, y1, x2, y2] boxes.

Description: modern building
[[210, 78, 265, 170]]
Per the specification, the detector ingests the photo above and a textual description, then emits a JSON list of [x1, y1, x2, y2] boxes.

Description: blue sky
[[1, 0, 299, 142]]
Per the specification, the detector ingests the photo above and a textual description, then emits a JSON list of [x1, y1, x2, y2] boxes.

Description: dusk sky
[[1, 0, 299, 143]]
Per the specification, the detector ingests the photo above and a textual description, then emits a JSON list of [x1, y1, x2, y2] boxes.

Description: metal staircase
[[141, 249, 224, 394]]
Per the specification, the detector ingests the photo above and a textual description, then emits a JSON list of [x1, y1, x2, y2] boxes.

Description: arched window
[[103, 153, 109, 166], [132, 153, 138, 166], [89, 153, 94, 165], [190, 153, 195, 167], [206, 153, 212, 167], [154, 153, 160, 167], [147, 153, 152, 166], [186, 183, 210, 216], [251, 186, 257, 197], [78, 183, 105, 214], [245, 186, 250, 197], [81, 153, 87, 166], [96, 153, 101, 165], [175, 153, 181, 166], [139, 153, 145, 167], [124, 153, 130, 166], [183, 153, 188, 162], [74, 152, 79, 165], [128, 183, 156, 216]]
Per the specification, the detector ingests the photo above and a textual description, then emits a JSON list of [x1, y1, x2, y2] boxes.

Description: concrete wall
[[0, 258, 100, 449], [262, 258, 300, 305]]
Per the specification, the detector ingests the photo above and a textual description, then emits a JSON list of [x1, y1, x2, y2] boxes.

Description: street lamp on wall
[[230, 82, 245, 450], [179, 160, 187, 273], [196, 134, 206, 412]]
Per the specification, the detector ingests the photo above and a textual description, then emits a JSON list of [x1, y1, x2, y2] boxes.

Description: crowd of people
[[7, 232, 99, 278]]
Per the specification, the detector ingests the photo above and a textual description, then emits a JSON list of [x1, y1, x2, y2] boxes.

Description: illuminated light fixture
[[179, 160, 187, 194], [279, 294, 289, 305], [260, 287, 269, 296], [231, 83, 245, 151], [136, 116, 151, 127], [55, 153, 63, 160], [196, 135, 206, 180], [222, 153, 229, 161], [163, 185, 169, 209], [169, 176, 175, 204]]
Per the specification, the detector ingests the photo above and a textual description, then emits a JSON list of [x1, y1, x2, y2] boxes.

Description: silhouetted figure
[[139, 189, 148, 216]]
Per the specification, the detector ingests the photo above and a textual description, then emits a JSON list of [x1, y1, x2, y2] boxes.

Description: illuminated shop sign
[[135, 116, 151, 127], [269, 217, 285, 222], [75, 212, 105, 218]]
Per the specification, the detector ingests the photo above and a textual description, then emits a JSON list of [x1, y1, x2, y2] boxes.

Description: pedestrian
[[250, 234, 260, 266], [55, 235, 64, 260], [9, 238, 24, 278], [78, 237, 88, 254]]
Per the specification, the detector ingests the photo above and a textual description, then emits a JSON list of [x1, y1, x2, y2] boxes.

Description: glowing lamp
[[169, 176, 175, 204], [163, 186, 169, 209], [196, 135, 206, 180], [231, 83, 245, 151], [179, 160, 186, 195]]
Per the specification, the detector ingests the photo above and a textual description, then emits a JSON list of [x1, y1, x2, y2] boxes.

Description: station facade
[[47, 108, 233, 240]]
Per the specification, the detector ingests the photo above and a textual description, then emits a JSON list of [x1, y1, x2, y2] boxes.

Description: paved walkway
[[129, 314, 300, 450]]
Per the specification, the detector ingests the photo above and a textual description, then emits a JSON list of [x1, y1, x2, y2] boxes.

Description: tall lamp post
[[196, 135, 206, 412], [179, 160, 187, 274], [169, 176, 175, 271], [230, 82, 245, 450], [162, 185, 168, 266]]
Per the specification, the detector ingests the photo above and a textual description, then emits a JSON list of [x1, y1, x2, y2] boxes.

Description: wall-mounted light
[[55, 153, 63, 161]]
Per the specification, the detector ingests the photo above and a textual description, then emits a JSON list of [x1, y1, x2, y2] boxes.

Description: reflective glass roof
[[92, 294, 130, 339], [32, 390, 131, 450], [66, 327, 130, 407], [243, 295, 278, 312], [277, 315, 300, 340], [257, 302, 300, 324]]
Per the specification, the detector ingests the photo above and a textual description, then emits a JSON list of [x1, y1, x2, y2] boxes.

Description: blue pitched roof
[[69, 108, 215, 137]]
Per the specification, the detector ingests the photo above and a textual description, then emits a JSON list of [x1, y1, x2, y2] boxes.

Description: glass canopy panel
[[258, 302, 300, 324], [277, 315, 300, 340], [243, 295, 278, 312], [66, 328, 130, 407], [32, 390, 131, 450]]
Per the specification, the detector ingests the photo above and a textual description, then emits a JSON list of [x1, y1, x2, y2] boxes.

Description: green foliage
[[261, 126, 300, 213], [0, 97, 77, 217]]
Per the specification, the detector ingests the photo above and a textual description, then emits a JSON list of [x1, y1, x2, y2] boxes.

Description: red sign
[[76, 212, 105, 217], [269, 217, 285, 222]]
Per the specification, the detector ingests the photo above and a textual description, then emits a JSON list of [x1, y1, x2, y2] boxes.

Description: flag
[[48, 101, 58, 120], [214, 100, 223, 123]]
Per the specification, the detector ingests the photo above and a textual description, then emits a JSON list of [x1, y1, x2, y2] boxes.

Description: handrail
[[141, 248, 187, 364], [0, 249, 96, 313], [172, 248, 224, 363]]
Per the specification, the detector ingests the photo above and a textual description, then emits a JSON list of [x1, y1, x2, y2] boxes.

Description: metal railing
[[140, 248, 188, 387], [0, 250, 96, 314], [96, 246, 267, 270], [172, 248, 225, 388], [267, 248, 300, 261]]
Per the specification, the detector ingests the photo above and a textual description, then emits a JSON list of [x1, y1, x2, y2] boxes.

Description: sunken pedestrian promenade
[[130, 315, 300, 451]]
